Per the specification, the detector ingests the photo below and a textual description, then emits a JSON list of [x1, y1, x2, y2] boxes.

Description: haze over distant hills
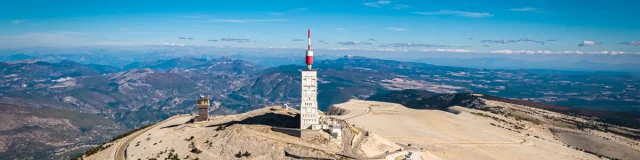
[[2, 47, 639, 73]]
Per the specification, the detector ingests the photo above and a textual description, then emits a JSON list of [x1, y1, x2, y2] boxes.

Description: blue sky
[[1, 0, 639, 54]]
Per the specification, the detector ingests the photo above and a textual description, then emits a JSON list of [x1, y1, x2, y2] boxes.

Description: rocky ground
[[328, 99, 640, 160], [83, 107, 348, 160]]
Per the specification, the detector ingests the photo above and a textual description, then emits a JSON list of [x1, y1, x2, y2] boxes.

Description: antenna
[[306, 29, 313, 69]]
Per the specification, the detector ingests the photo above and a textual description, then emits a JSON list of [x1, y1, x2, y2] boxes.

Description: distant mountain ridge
[[123, 57, 209, 71]]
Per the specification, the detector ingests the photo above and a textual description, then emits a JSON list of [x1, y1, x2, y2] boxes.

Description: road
[[338, 105, 422, 160], [114, 115, 191, 160], [340, 121, 360, 159], [343, 105, 375, 120]]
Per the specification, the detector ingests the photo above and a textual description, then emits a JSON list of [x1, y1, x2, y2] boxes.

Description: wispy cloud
[[384, 43, 449, 47], [387, 27, 406, 31], [269, 12, 283, 16], [363, 2, 382, 8], [393, 4, 410, 9], [509, 7, 538, 12], [337, 41, 373, 46], [546, 39, 557, 42], [209, 19, 287, 23], [221, 37, 252, 42], [318, 40, 329, 45], [413, 10, 493, 18], [152, 43, 186, 47], [490, 50, 638, 55], [519, 38, 545, 44], [369, 38, 377, 41], [378, 0, 391, 4], [292, 39, 303, 41], [481, 38, 545, 44], [363, 0, 392, 8], [178, 37, 194, 40], [289, 8, 308, 12], [468, 37, 474, 40], [336, 28, 345, 31], [208, 39, 219, 42], [578, 40, 602, 47], [620, 41, 640, 46], [11, 19, 29, 24], [421, 48, 472, 52]]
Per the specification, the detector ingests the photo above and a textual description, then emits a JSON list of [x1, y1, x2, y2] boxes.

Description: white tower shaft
[[300, 70, 319, 129]]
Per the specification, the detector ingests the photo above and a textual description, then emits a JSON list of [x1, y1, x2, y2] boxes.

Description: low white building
[[329, 121, 342, 139]]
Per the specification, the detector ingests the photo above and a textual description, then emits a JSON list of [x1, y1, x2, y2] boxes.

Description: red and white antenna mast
[[305, 29, 313, 70]]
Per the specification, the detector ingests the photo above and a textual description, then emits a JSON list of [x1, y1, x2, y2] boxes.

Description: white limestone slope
[[330, 99, 601, 160]]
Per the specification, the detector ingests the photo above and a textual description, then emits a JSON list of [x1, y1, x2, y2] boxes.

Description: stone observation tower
[[300, 29, 320, 130], [196, 95, 210, 122]]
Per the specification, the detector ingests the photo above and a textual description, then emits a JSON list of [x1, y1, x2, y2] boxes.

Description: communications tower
[[300, 29, 319, 130]]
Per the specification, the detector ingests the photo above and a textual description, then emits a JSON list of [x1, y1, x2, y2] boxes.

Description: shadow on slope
[[206, 113, 300, 129]]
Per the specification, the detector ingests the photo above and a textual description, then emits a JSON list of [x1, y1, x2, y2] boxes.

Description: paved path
[[343, 105, 375, 120], [338, 105, 427, 160], [115, 115, 191, 160]]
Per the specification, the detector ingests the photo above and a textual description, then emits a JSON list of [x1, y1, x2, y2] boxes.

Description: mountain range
[[1, 55, 639, 159]]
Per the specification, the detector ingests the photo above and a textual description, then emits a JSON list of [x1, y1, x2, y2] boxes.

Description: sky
[[1, 0, 639, 55]]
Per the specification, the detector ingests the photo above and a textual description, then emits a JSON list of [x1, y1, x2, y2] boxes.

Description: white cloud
[[155, 43, 185, 46], [221, 37, 251, 42], [11, 19, 29, 24], [488, 49, 639, 55], [209, 19, 287, 23], [363, 2, 382, 8], [578, 40, 602, 47], [413, 10, 493, 18], [377, 48, 395, 51], [536, 50, 554, 54], [387, 27, 406, 31], [269, 12, 283, 16], [363, 0, 392, 8], [337, 41, 374, 46], [378, 0, 391, 4], [393, 4, 410, 9], [289, 8, 308, 12], [421, 48, 472, 52], [611, 51, 632, 55], [490, 50, 535, 54], [336, 28, 345, 31], [620, 41, 640, 46], [509, 7, 537, 12]]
